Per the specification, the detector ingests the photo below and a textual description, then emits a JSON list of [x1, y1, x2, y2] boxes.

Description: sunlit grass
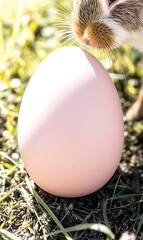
[[0, 1, 143, 239]]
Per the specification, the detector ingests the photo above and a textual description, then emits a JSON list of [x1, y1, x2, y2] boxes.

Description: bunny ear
[[108, 0, 143, 50], [109, 0, 116, 6], [110, 0, 143, 32], [109, 0, 127, 8], [100, 0, 110, 14]]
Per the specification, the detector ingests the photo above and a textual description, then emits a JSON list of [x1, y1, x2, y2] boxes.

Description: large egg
[[18, 46, 124, 197]]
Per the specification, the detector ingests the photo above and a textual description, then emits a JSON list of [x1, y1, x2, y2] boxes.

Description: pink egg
[[18, 46, 124, 198]]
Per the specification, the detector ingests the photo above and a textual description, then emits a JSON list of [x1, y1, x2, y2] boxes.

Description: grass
[[0, 0, 143, 239]]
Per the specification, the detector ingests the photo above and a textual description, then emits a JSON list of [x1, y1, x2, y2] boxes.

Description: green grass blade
[[0, 229, 20, 240], [0, 151, 21, 169], [47, 223, 115, 239], [0, 182, 24, 202], [103, 198, 111, 229], [0, 221, 6, 230], [136, 215, 143, 236], [33, 190, 73, 240], [0, 18, 4, 54], [109, 175, 121, 210], [11, 0, 24, 47], [108, 193, 143, 201], [0, 189, 15, 202]]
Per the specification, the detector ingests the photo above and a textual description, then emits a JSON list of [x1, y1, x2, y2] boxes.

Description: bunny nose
[[83, 37, 91, 46], [83, 29, 93, 47], [83, 36, 97, 48], [82, 26, 99, 48]]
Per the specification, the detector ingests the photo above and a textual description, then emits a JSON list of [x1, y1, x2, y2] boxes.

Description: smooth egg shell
[[18, 46, 124, 197]]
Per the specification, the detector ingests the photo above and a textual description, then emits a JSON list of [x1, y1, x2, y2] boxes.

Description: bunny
[[72, 0, 143, 120]]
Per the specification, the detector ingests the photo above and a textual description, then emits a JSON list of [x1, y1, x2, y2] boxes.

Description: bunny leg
[[126, 86, 143, 120]]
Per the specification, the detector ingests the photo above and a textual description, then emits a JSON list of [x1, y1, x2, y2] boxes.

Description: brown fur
[[72, 0, 143, 120], [110, 0, 143, 32], [72, 0, 116, 48]]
